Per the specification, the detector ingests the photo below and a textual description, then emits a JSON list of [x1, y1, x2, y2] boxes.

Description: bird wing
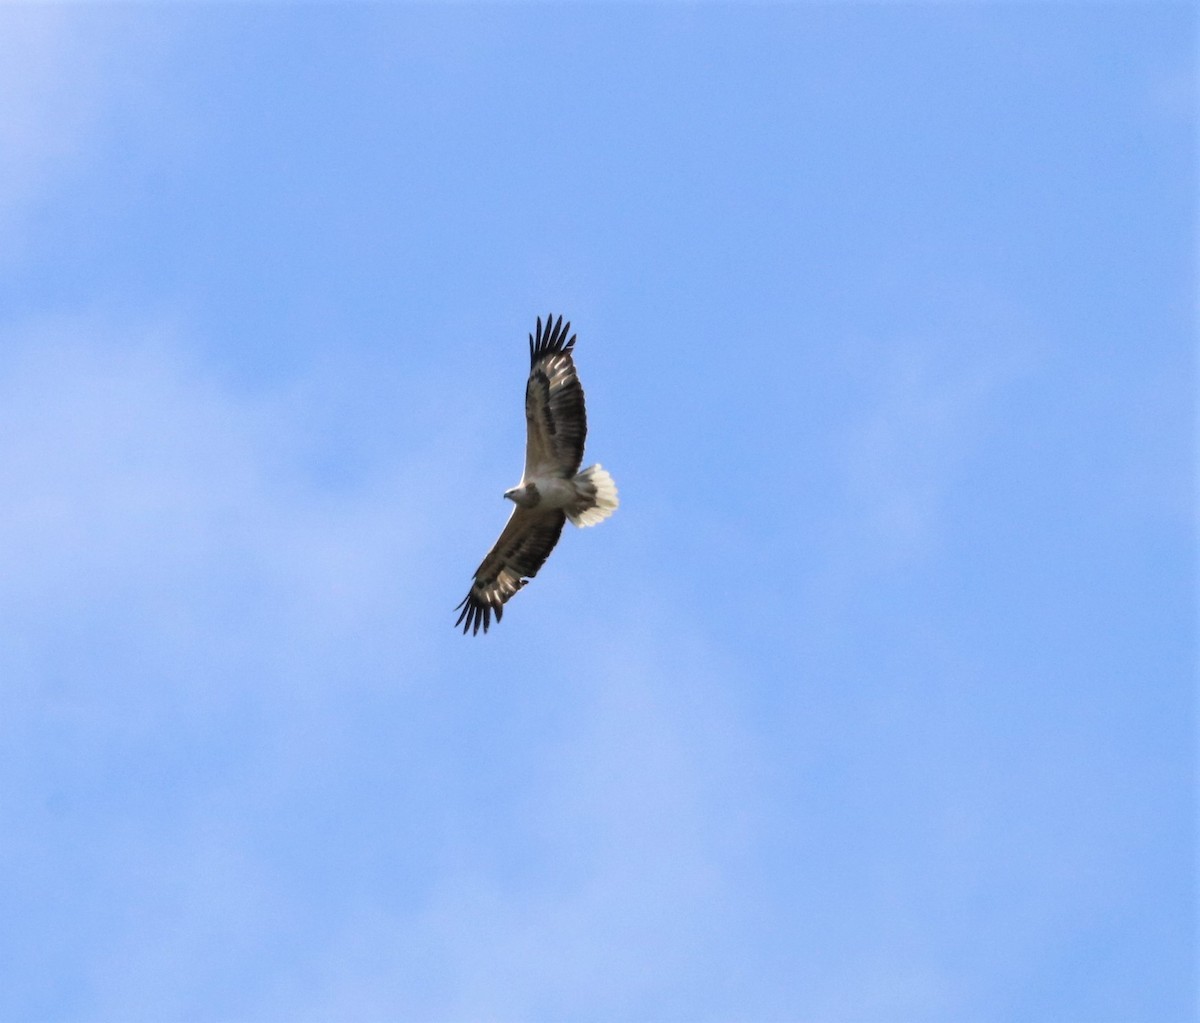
[[524, 314, 587, 479], [455, 506, 567, 635]]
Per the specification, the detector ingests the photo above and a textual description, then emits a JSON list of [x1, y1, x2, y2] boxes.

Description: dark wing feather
[[454, 507, 567, 635], [524, 314, 587, 478]]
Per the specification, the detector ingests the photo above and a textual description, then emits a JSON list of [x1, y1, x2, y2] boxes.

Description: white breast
[[529, 475, 578, 509]]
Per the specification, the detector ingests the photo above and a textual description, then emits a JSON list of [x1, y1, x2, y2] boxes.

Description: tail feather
[[569, 464, 619, 527]]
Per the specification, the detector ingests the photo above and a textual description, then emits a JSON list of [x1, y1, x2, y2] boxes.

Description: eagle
[[455, 314, 619, 635]]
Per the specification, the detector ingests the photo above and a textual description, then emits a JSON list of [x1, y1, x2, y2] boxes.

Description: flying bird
[[455, 315, 618, 635]]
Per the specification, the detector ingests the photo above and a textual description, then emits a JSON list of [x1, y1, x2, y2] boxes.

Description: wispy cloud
[[0, 10, 123, 249], [213, 629, 767, 1022], [0, 313, 463, 1016], [0, 312, 768, 1021], [0, 318, 442, 704], [843, 337, 1026, 566]]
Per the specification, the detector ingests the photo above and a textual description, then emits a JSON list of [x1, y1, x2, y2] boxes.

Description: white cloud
[[0, 11, 97, 229], [0, 8, 164, 258], [0, 312, 472, 756]]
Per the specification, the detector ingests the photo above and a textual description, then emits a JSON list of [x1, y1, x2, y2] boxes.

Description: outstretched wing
[[525, 314, 587, 478], [455, 507, 567, 635]]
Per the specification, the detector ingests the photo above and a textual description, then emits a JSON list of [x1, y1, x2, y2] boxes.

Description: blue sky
[[0, 4, 1193, 1021]]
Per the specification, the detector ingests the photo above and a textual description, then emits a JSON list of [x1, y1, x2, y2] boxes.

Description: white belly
[[529, 475, 577, 509]]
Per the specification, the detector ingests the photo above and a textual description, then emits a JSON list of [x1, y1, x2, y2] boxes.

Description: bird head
[[503, 483, 539, 508]]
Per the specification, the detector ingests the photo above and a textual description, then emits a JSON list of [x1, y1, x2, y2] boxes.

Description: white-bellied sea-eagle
[[455, 314, 618, 635]]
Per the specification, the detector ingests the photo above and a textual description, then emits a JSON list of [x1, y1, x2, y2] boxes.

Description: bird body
[[455, 315, 618, 635], [504, 467, 618, 523], [504, 476, 573, 510]]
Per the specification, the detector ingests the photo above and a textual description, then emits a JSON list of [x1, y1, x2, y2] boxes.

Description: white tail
[[569, 464, 619, 527]]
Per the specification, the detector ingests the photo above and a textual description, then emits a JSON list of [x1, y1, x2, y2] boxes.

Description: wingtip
[[530, 312, 577, 363], [455, 591, 500, 635]]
